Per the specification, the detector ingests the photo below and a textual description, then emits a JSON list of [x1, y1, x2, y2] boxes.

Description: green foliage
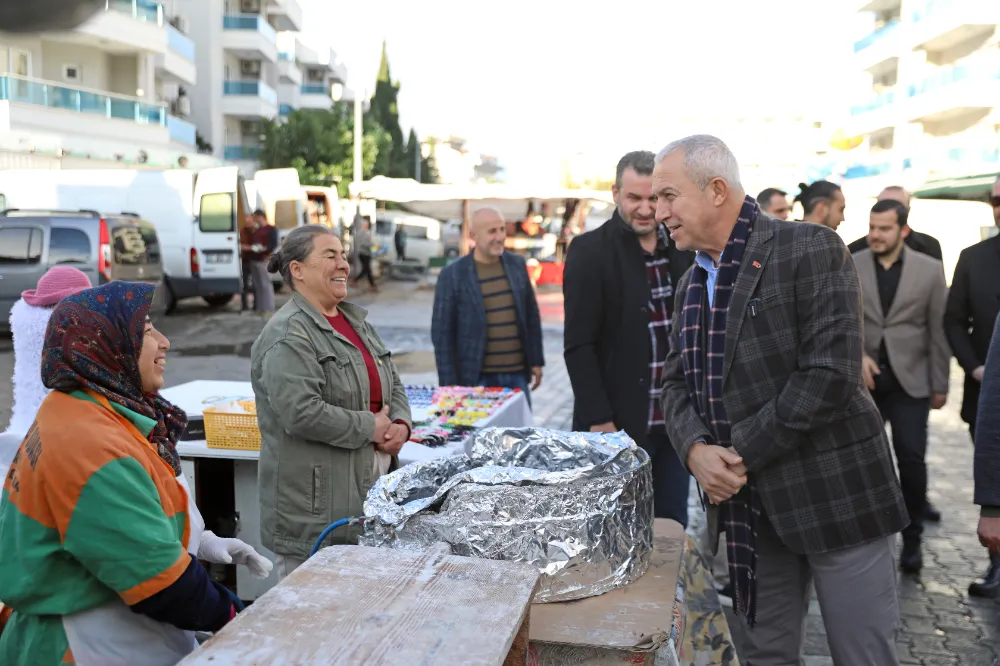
[[257, 104, 390, 198], [257, 41, 439, 190]]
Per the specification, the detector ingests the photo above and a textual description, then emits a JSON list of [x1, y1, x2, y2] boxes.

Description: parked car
[[373, 213, 445, 267], [0, 167, 250, 313], [0, 210, 165, 331]]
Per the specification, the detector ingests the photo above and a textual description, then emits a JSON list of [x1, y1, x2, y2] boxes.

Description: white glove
[[198, 530, 274, 580]]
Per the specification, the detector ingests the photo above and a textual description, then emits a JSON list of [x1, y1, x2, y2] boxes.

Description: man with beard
[[848, 186, 943, 261], [563, 151, 695, 525], [853, 198, 949, 574], [793, 180, 846, 231], [945, 175, 1000, 597]]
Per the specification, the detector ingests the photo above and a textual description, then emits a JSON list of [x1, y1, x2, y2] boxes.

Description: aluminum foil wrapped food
[[360, 427, 654, 603]]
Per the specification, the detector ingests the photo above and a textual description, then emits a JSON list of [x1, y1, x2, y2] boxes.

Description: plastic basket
[[203, 400, 260, 451]]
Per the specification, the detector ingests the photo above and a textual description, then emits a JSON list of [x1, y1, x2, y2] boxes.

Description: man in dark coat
[[847, 185, 943, 261], [947, 175, 1000, 597], [563, 151, 695, 526]]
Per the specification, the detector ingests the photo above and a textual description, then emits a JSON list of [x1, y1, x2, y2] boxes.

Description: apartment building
[[844, 0, 1000, 194], [276, 32, 350, 122], [0, 0, 210, 170]]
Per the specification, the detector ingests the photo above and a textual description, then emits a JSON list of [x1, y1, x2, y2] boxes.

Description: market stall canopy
[[913, 171, 1000, 202], [349, 176, 615, 220]]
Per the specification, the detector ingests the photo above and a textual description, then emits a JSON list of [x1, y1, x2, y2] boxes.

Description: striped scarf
[[678, 195, 761, 626]]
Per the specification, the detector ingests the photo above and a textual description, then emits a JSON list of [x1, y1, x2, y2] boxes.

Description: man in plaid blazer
[[656, 135, 907, 664]]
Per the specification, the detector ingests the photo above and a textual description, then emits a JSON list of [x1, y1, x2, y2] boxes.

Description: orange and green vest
[[0, 390, 191, 665]]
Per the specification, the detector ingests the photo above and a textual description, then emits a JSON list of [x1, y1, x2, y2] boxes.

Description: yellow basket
[[203, 400, 260, 451]]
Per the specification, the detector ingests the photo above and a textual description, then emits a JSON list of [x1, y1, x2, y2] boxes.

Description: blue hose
[[309, 517, 361, 557]]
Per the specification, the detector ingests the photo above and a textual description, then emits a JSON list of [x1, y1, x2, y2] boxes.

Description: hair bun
[[266, 251, 282, 274]]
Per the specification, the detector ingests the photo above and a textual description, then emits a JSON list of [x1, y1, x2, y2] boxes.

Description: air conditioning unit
[[177, 97, 191, 117], [241, 60, 261, 77], [170, 15, 189, 34], [240, 0, 262, 13]]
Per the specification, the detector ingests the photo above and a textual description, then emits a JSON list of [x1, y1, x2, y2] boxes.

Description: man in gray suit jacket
[[656, 135, 906, 665], [854, 198, 950, 575]]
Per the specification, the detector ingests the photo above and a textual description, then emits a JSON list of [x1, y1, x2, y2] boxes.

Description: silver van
[[0, 210, 165, 331]]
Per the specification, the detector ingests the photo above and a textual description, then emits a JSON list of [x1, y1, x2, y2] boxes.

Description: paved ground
[[2, 280, 999, 664]]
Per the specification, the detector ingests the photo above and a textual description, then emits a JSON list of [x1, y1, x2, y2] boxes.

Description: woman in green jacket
[[251, 225, 412, 579]]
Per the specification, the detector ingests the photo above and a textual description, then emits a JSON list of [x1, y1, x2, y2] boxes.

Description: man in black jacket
[[847, 186, 943, 261], [563, 151, 695, 525], [946, 175, 1000, 597], [975, 313, 1000, 582]]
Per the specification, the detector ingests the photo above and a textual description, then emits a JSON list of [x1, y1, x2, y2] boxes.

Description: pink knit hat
[[21, 266, 93, 307]]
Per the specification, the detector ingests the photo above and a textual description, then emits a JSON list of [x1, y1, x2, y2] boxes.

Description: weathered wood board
[[529, 519, 685, 651], [180, 544, 540, 666]]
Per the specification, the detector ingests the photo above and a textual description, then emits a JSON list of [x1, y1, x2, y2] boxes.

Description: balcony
[[167, 114, 196, 145], [905, 62, 1000, 124], [845, 89, 899, 136], [854, 20, 901, 74], [224, 145, 261, 161], [0, 74, 168, 145], [277, 52, 302, 85], [279, 104, 293, 117], [222, 80, 278, 119], [66, 0, 167, 54], [156, 24, 196, 85], [268, 0, 303, 32], [222, 14, 278, 62], [856, 0, 900, 11], [299, 83, 331, 109], [908, 0, 1000, 54]]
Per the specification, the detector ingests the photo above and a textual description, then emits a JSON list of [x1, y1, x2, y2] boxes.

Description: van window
[[49, 227, 91, 265], [274, 200, 300, 230], [0, 227, 42, 264], [375, 219, 393, 236], [200, 192, 235, 232], [401, 224, 428, 240], [110, 220, 161, 265]]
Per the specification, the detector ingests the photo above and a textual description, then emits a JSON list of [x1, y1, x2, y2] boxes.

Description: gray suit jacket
[[661, 212, 907, 556], [854, 246, 950, 398]]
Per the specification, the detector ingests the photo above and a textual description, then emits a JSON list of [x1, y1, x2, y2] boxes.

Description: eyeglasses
[[991, 196, 1000, 208]]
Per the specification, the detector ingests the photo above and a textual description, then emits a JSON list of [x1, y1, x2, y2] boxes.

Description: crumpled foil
[[360, 427, 654, 603]]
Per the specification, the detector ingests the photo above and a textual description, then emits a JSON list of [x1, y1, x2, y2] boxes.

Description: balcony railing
[[223, 80, 278, 106], [853, 19, 900, 53], [300, 83, 328, 95], [278, 52, 295, 61], [0, 75, 166, 126], [907, 62, 1000, 97], [911, 0, 954, 23], [222, 14, 277, 43], [167, 114, 196, 144], [106, 0, 164, 25], [850, 89, 896, 116], [224, 145, 261, 161], [167, 24, 195, 61], [279, 104, 293, 116]]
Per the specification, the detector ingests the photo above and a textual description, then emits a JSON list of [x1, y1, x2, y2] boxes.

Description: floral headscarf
[[41, 281, 187, 474]]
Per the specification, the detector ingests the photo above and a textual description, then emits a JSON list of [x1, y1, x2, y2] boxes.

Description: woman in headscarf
[[0, 281, 269, 666]]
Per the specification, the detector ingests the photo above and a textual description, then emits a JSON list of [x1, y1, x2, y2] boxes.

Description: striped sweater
[[0, 390, 230, 665]]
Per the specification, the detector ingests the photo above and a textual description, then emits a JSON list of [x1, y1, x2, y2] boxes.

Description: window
[[62, 64, 81, 83], [200, 192, 235, 232], [375, 219, 393, 236], [401, 224, 428, 240], [0, 194, 6, 210], [9, 49, 30, 77], [49, 227, 91, 265], [0, 227, 42, 264]]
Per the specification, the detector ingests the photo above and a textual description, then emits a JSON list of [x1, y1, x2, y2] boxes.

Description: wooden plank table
[[180, 544, 541, 666]]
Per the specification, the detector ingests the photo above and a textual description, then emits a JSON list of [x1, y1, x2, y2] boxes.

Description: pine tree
[[370, 40, 407, 178]]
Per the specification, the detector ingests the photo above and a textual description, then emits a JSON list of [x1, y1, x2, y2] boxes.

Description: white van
[[373, 213, 444, 267], [253, 168, 307, 243], [303, 185, 340, 231], [0, 167, 250, 311]]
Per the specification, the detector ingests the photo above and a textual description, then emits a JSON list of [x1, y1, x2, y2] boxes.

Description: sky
[[300, 0, 867, 185]]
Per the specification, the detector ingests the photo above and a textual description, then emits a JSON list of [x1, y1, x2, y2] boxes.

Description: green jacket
[[250, 292, 411, 558]]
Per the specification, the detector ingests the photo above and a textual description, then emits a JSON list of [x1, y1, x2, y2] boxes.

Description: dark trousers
[[874, 385, 930, 541], [395, 242, 406, 261], [645, 430, 690, 527], [240, 259, 253, 310], [969, 423, 1000, 567], [355, 254, 375, 287]]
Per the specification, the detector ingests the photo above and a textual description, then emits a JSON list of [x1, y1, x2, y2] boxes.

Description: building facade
[[843, 0, 1000, 194]]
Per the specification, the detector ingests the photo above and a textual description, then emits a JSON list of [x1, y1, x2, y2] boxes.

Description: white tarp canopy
[[349, 176, 614, 221]]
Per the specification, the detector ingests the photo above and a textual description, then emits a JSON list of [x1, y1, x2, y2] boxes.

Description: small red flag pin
[[752, 260, 761, 269]]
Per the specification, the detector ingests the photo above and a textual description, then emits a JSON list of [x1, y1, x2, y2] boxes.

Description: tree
[[404, 128, 419, 179], [370, 41, 407, 178], [257, 104, 390, 198]]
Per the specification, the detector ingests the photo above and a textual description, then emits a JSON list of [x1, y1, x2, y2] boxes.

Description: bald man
[[847, 186, 943, 261], [431, 207, 544, 404]]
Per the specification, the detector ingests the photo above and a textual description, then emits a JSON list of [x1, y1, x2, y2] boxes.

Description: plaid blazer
[[661, 212, 908, 555]]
